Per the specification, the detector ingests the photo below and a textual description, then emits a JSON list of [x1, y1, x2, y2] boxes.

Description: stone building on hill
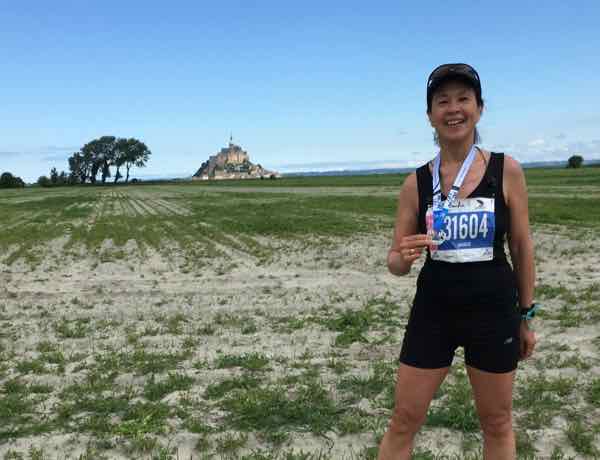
[[193, 137, 280, 180]]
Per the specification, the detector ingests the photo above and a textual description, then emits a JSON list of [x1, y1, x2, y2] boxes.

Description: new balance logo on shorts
[[504, 337, 514, 345]]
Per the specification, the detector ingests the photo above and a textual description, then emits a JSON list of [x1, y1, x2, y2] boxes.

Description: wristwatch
[[520, 303, 539, 321]]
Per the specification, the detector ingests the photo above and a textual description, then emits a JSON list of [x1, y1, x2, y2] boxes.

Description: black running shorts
[[399, 261, 521, 374]]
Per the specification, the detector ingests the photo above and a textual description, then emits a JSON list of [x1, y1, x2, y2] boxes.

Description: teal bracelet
[[520, 303, 540, 321]]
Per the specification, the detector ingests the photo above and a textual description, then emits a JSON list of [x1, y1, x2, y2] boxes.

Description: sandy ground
[[1, 226, 600, 459]]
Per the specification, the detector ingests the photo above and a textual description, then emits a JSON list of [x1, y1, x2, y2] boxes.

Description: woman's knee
[[389, 404, 426, 436], [479, 409, 513, 439]]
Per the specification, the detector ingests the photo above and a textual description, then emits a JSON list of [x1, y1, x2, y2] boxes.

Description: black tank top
[[416, 152, 509, 268]]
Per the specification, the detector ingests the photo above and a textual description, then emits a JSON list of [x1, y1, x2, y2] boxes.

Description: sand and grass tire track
[[86, 192, 109, 226], [131, 197, 159, 216], [119, 193, 139, 218], [150, 198, 192, 216], [0, 211, 46, 232], [111, 194, 126, 216], [126, 196, 152, 217], [125, 189, 192, 217], [142, 198, 178, 216], [103, 191, 126, 216]]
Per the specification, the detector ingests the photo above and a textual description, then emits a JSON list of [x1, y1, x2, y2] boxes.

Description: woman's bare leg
[[467, 366, 516, 460], [378, 363, 449, 460]]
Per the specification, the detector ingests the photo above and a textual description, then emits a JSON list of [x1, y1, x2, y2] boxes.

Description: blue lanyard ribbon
[[432, 145, 478, 233]]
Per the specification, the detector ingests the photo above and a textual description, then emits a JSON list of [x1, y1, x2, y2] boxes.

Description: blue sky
[[1, 1, 599, 182]]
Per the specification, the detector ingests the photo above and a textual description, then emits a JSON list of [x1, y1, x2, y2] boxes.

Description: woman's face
[[428, 80, 482, 145]]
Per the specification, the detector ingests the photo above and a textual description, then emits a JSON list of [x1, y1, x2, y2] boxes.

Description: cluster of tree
[[0, 172, 25, 188], [37, 167, 74, 187], [567, 155, 583, 168], [67, 136, 151, 184], [36, 137, 150, 187]]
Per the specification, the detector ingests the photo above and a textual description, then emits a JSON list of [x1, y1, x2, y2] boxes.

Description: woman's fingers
[[403, 246, 423, 260], [398, 234, 431, 262], [400, 234, 432, 251], [520, 331, 537, 360], [402, 234, 432, 247]]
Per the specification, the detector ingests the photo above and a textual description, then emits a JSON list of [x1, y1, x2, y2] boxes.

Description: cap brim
[[429, 73, 478, 94]]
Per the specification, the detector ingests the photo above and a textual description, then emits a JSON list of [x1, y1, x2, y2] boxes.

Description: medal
[[429, 145, 478, 245]]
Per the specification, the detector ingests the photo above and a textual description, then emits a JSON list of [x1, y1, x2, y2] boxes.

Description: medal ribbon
[[432, 145, 478, 233]]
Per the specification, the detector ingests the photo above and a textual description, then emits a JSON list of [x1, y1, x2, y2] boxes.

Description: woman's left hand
[[519, 321, 537, 360]]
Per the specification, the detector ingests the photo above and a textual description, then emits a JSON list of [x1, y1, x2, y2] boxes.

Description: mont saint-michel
[[193, 138, 279, 180]]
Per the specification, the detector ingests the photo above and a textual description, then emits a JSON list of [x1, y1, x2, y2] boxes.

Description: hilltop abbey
[[193, 137, 279, 180]]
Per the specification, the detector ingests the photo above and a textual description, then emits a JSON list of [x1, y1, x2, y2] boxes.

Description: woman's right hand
[[388, 172, 429, 276], [398, 234, 432, 263]]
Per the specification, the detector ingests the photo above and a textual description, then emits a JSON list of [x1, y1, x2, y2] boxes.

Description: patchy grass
[[214, 353, 271, 372], [143, 372, 195, 401], [219, 381, 343, 437], [565, 420, 600, 456], [425, 370, 480, 433], [2, 171, 600, 457], [514, 373, 577, 430]]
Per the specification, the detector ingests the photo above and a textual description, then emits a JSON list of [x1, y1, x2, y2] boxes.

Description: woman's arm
[[504, 155, 535, 307], [388, 172, 430, 276], [504, 155, 537, 359]]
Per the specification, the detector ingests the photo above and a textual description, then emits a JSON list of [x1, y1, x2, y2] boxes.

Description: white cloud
[[42, 145, 79, 152], [274, 137, 600, 173], [528, 139, 545, 147], [489, 138, 600, 164], [273, 158, 416, 173]]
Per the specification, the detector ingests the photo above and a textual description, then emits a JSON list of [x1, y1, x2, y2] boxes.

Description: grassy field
[[0, 168, 599, 459]]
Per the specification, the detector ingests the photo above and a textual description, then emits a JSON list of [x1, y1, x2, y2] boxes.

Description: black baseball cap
[[426, 63, 482, 111]]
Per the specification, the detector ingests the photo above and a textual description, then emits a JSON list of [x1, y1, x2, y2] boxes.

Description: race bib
[[426, 197, 495, 263]]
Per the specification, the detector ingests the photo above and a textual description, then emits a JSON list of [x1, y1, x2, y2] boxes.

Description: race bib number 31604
[[426, 197, 495, 263]]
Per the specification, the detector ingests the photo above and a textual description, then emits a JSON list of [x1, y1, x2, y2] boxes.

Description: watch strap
[[520, 303, 539, 320]]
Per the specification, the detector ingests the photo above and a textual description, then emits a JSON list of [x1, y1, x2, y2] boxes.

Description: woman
[[378, 64, 537, 459]]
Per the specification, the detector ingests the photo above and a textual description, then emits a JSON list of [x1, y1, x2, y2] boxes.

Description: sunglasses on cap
[[427, 63, 481, 91]]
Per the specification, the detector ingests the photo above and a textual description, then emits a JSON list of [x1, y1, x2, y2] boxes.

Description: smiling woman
[[427, 64, 484, 147], [379, 64, 537, 459]]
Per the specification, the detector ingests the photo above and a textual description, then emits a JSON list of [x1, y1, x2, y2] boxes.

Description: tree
[[81, 140, 101, 184], [81, 148, 94, 183], [69, 146, 96, 184], [120, 138, 152, 183], [567, 155, 583, 168], [37, 175, 51, 187], [68, 153, 81, 184], [68, 171, 79, 185], [82, 138, 114, 184], [68, 151, 89, 184], [58, 171, 68, 185], [68, 135, 151, 185], [50, 167, 59, 185], [113, 137, 128, 184], [96, 136, 116, 184], [0, 172, 14, 188], [0, 172, 25, 188]]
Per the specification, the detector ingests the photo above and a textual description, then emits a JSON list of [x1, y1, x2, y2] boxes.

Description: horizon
[[68, 157, 600, 184], [9, 151, 600, 184], [1, 1, 599, 183]]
